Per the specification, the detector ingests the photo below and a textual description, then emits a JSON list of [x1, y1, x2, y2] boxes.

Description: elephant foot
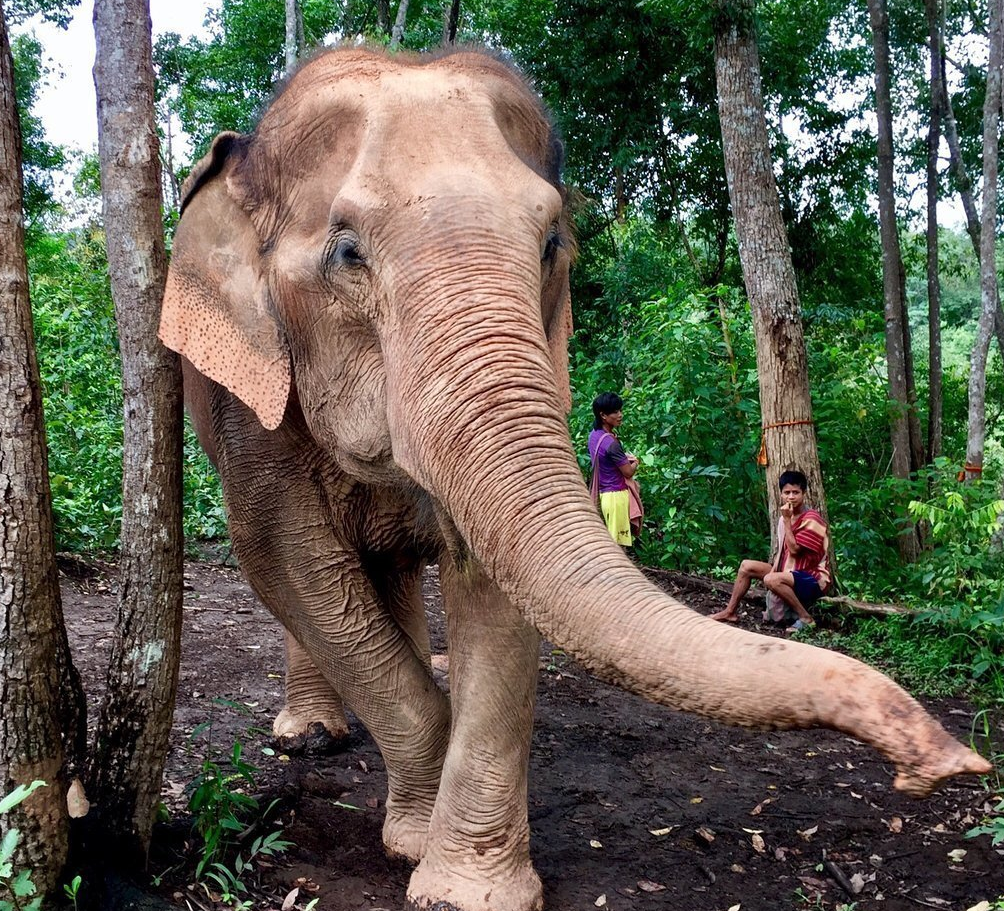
[[272, 706, 350, 755], [383, 799, 435, 862], [406, 852, 543, 911]]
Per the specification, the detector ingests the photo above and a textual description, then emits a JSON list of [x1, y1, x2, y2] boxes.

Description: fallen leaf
[[849, 872, 876, 894], [766, 784, 777, 791], [947, 848, 967, 863], [66, 779, 89, 819], [888, 816, 903, 833], [797, 825, 818, 841], [358, 760, 369, 773], [750, 798, 773, 816], [728, 906, 741, 911], [774, 846, 789, 861], [365, 797, 379, 808], [730, 864, 744, 874], [638, 880, 666, 893], [690, 796, 703, 804], [751, 834, 766, 854], [695, 826, 715, 844], [589, 839, 603, 849], [710, 765, 726, 772], [281, 887, 299, 911], [649, 827, 673, 836], [741, 827, 764, 834], [966, 902, 992, 911], [594, 895, 607, 908]]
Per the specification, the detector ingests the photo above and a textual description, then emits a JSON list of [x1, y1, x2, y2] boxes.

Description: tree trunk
[[966, 0, 1004, 480], [712, 0, 829, 548], [867, 0, 920, 560], [284, 0, 300, 73], [376, 0, 390, 35], [925, 0, 943, 463], [0, 0, 85, 897], [90, 0, 184, 865], [390, 0, 409, 49], [940, 42, 1004, 363], [441, 0, 460, 44]]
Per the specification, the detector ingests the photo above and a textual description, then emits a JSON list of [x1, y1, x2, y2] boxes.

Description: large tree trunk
[[441, 0, 460, 44], [966, 0, 1004, 480], [867, 0, 920, 560], [0, 0, 85, 897], [90, 0, 184, 864], [712, 0, 829, 544], [940, 52, 1004, 361], [925, 0, 943, 463]]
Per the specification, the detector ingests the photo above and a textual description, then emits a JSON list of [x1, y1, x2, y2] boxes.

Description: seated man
[[710, 469, 830, 632]]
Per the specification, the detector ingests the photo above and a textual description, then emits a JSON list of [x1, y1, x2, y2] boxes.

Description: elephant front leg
[[408, 559, 542, 911], [273, 629, 351, 753]]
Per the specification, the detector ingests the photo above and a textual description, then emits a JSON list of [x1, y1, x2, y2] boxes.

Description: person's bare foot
[[709, 609, 739, 622]]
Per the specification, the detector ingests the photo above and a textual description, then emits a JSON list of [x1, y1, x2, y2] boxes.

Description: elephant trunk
[[385, 258, 991, 798]]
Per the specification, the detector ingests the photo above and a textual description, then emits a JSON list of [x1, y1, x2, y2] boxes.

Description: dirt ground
[[59, 557, 1004, 911]]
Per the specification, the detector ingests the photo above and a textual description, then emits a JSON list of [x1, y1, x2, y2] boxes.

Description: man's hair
[[778, 469, 808, 492], [592, 392, 624, 429]]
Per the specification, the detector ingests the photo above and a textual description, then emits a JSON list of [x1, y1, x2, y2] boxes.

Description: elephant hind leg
[[274, 629, 351, 754]]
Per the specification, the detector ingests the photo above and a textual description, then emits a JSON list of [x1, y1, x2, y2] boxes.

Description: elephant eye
[[325, 230, 366, 272], [542, 225, 563, 264]]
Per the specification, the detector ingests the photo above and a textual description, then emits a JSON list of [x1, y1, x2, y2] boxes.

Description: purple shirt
[[588, 430, 628, 493]]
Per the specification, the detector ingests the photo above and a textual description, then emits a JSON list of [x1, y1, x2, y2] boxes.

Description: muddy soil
[[59, 557, 1004, 911]]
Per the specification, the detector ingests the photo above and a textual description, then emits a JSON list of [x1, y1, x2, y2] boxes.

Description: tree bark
[[390, 0, 409, 49], [925, 0, 943, 464], [966, 0, 1004, 481], [441, 0, 460, 44], [940, 42, 1004, 362], [867, 0, 920, 560], [712, 0, 829, 548], [0, 0, 85, 897], [376, 0, 390, 35], [284, 0, 301, 73], [90, 0, 184, 864]]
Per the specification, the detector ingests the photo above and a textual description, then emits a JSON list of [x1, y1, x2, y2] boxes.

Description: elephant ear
[[159, 132, 290, 431]]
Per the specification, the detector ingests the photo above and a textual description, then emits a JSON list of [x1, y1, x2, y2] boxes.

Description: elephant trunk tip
[[892, 734, 993, 798]]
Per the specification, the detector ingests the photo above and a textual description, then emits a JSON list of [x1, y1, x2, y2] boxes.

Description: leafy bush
[[0, 781, 47, 911]]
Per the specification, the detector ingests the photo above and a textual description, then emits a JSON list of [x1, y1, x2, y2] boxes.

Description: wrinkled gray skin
[[160, 46, 991, 911]]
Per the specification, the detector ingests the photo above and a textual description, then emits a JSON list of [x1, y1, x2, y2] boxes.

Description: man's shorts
[[792, 570, 823, 608]]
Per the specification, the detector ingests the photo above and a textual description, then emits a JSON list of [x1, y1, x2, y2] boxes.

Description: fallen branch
[[642, 568, 917, 618]]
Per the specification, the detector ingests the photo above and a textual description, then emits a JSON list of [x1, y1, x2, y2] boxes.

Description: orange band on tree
[[756, 419, 814, 467]]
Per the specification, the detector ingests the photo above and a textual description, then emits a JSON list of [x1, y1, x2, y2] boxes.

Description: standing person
[[588, 392, 640, 547], [709, 469, 830, 632]]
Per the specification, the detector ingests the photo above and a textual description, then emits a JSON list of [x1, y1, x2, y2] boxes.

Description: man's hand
[[780, 503, 794, 520]]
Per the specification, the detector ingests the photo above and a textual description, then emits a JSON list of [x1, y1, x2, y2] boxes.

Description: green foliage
[[0, 781, 47, 911], [186, 702, 290, 906], [28, 228, 226, 551], [11, 34, 67, 227], [62, 874, 81, 910]]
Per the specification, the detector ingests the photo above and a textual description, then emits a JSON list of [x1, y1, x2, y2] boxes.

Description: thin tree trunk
[[867, 0, 920, 560], [712, 0, 830, 551], [442, 0, 460, 44], [926, 0, 943, 463], [376, 0, 390, 35], [0, 0, 85, 897], [940, 46, 1004, 361], [390, 0, 409, 49], [285, 0, 300, 73], [966, 0, 1004, 481], [90, 0, 184, 865]]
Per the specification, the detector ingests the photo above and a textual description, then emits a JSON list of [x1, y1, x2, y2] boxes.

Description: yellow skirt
[[599, 489, 632, 546]]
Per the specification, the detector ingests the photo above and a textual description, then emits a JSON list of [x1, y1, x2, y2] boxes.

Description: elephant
[[159, 45, 991, 911]]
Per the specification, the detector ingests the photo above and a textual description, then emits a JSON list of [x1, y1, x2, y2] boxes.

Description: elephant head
[[161, 46, 988, 809]]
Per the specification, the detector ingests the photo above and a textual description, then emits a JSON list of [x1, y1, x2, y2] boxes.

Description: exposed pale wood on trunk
[[925, 0, 944, 463], [867, 0, 920, 561], [966, 0, 1004, 481], [90, 0, 185, 863], [0, 0, 85, 895], [712, 0, 829, 555]]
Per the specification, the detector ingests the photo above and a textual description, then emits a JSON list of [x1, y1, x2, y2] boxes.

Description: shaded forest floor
[[59, 557, 1004, 911]]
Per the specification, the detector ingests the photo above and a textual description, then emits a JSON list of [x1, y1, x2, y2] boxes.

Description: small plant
[[0, 780, 47, 911], [62, 875, 81, 910], [965, 709, 1004, 848], [187, 700, 292, 907]]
